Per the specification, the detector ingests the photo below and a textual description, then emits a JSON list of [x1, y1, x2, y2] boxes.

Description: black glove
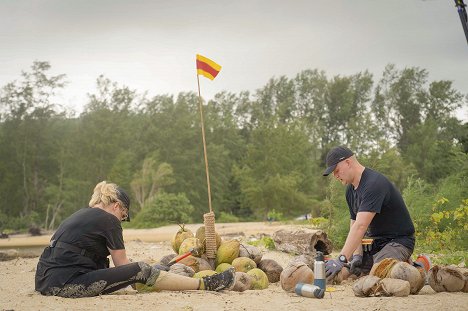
[[348, 254, 363, 276], [325, 258, 345, 280], [153, 264, 170, 271]]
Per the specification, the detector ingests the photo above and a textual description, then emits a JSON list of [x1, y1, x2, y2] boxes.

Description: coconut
[[459, 267, 468, 293], [198, 257, 213, 271], [369, 258, 398, 278], [193, 270, 217, 279], [216, 263, 233, 273], [376, 278, 410, 297], [159, 253, 177, 266], [232, 257, 257, 273], [239, 244, 262, 264], [428, 265, 465, 292], [247, 268, 269, 290], [233, 272, 253, 292], [290, 254, 315, 270], [179, 237, 204, 256], [216, 240, 240, 265], [352, 275, 381, 297], [280, 261, 314, 292], [196, 225, 222, 249], [258, 259, 283, 283], [388, 262, 425, 294], [178, 255, 200, 272], [171, 224, 194, 253], [169, 263, 195, 277]]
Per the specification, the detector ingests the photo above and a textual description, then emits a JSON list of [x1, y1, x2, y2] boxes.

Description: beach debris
[[272, 229, 332, 256]]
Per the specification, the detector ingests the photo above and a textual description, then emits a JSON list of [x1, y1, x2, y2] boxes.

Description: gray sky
[[1, 0, 467, 119]]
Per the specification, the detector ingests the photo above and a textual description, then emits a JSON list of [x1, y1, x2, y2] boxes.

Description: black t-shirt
[[35, 207, 125, 292], [345, 168, 415, 251]]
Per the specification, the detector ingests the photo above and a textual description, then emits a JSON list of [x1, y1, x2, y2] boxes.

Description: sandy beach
[[0, 222, 467, 311]]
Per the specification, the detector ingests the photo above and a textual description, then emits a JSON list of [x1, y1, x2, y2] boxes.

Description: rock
[[258, 259, 283, 283], [272, 229, 332, 255]]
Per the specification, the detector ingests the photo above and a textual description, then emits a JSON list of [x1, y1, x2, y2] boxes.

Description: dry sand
[[0, 222, 467, 311]]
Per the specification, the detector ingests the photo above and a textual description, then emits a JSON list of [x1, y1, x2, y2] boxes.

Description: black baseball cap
[[322, 146, 354, 176], [117, 187, 131, 221]]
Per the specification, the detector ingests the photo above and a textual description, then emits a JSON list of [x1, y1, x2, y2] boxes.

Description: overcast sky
[[1, 0, 467, 119]]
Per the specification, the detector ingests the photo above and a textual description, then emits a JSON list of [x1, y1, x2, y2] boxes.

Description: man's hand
[[153, 264, 170, 271], [348, 254, 363, 276], [325, 258, 345, 280]]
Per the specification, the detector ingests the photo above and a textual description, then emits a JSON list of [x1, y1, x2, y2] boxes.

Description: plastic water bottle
[[313, 251, 326, 290], [295, 283, 325, 299]]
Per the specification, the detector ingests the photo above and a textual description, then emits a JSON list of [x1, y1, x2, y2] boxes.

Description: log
[[272, 229, 333, 255]]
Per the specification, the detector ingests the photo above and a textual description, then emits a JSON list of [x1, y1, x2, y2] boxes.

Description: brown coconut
[[290, 254, 315, 270], [178, 255, 200, 272], [369, 258, 399, 278], [376, 278, 410, 297], [159, 253, 177, 266], [198, 257, 213, 271], [171, 224, 194, 253], [239, 244, 263, 264], [388, 262, 425, 294], [459, 267, 468, 293], [233, 272, 253, 292], [169, 263, 195, 277], [428, 265, 465, 292], [280, 261, 314, 292], [258, 259, 283, 283], [352, 275, 381, 297], [216, 240, 240, 265], [232, 257, 257, 273]]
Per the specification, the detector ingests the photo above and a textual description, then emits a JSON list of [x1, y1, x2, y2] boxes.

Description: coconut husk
[[280, 261, 314, 292], [459, 267, 468, 293], [239, 244, 263, 264], [375, 278, 410, 297], [428, 265, 465, 292], [233, 272, 253, 292], [169, 263, 195, 277], [388, 262, 424, 294], [352, 275, 381, 297], [369, 258, 398, 278], [258, 259, 283, 283]]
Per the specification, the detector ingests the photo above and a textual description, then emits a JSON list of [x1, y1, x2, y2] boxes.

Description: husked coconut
[[428, 265, 465, 292], [376, 278, 410, 297], [388, 262, 425, 294], [232, 257, 257, 273], [169, 263, 195, 277], [352, 275, 381, 297], [239, 244, 263, 264], [280, 261, 314, 292], [216, 240, 240, 265], [171, 224, 194, 253], [233, 272, 253, 292], [247, 268, 269, 290], [258, 259, 283, 283]]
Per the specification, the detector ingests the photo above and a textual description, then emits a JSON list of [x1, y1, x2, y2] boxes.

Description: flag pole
[[196, 73, 213, 213]]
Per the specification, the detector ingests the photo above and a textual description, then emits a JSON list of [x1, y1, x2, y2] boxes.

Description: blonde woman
[[35, 181, 234, 298]]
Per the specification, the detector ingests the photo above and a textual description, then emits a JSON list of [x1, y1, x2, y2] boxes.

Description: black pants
[[44, 262, 152, 298]]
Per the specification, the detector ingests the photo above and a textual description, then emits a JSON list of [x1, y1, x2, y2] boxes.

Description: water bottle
[[295, 283, 325, 299], [313, 251, 326, 290]]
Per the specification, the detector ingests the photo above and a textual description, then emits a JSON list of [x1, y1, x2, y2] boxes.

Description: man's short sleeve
[[358, 178, 387, 214]]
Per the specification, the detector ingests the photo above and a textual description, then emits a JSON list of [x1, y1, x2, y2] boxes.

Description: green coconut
[[193, 270, 217, 279], [216, 239, 240, 265], [216, 263, 233, 273], [196, 225, 222, 249], [171, 224, 194, 253], [179, 237, 204, 256], [247, 268, 269, 290], [232, 257, 257, 273]]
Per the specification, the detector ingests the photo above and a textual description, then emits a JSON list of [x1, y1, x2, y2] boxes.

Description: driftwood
[[272, 228, 332, 255]]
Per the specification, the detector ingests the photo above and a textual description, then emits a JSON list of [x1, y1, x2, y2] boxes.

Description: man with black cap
[[322, 146, 418, 281]]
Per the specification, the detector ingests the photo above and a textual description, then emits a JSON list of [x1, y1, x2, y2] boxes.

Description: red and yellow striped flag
[[196, 54, 222, 80]]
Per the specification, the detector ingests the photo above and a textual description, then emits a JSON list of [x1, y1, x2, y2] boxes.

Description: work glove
[[325, 258, 345, 280], [153, 264, 170, 271], [348, 254, 363, 276]]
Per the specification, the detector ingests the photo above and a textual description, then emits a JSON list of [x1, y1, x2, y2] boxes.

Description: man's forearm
[[340, 222, 367, 260]]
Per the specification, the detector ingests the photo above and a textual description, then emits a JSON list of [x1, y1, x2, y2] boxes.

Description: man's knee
[[373, 242, 412, 264]]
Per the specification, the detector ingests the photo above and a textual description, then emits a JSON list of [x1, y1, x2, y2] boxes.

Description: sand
[[0, 222, 467, 311]]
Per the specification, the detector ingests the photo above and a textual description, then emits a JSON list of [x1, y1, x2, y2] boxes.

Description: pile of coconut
[[155, 225, 285, 291]]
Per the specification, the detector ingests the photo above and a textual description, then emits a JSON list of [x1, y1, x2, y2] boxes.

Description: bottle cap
[[315, 251, 324, 261]]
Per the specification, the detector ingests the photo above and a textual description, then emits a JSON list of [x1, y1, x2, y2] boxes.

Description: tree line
[[0, 61, 466, 232]]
